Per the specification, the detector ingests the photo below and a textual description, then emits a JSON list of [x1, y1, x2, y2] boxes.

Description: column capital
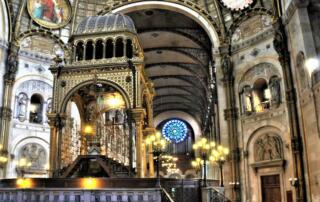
[[47, 113, 67, 129], [131, 108, 146, 123], [143, 127, 156, 136], [0, 107, 12, 120]]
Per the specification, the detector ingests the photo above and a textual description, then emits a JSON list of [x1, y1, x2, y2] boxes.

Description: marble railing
[[0, 188, 161, 202]]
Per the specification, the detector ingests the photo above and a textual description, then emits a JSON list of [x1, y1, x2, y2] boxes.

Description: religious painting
[[27, 0, 72, 29]]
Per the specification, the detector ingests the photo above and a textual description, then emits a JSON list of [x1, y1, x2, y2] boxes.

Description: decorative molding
[[284, 0, 310, 25], [231, 28, 274, 53]]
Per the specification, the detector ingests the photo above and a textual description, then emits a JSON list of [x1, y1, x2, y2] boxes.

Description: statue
[[241, 86, 253, 114], [269, 77, 281, 107], [5, 51, 19, 80], [46, 98, 52, 113], [17, 94, 27, 120], [296, 52, 308, 89], [115, 110, 124, 123], [221, 54, 233, 78], [85, 101, 96, 122]]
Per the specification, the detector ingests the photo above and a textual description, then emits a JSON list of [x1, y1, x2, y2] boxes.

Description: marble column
[[131, 108, 146, 178]]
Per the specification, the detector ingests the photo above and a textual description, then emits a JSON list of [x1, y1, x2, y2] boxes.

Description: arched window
[[105, 39, 113, 58], [115, 38, 124, 57], [253, 78, 270, 112], [29, 94, 43, 124], [126, 39, 133, 59], [76, 42, 84, 61], [95, 40, 104, 60], [85, 41, 94, 60]]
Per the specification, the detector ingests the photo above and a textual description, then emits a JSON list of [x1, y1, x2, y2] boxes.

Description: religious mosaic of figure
[[254, 134, 283, 162], [17, 93, 28, 121], [269, 76, 281, 107], [19, 143, 47, 170], [27, 0, 72, 29]]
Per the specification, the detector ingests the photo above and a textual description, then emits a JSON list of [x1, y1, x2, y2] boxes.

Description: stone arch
[[60, 79, 131, 114], [228, 8, 273, 42], [238, 62, 281, 91], [100, 0, 221, 47], [16, 29, 69, 56], [253, 133, 283, 162], [154, 111, 202, 140], [0, 0, 10, 43], [246, 125, 284, 152]]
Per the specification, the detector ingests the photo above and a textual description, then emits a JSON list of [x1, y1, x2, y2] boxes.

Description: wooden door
[[261, 175, 282, 202]]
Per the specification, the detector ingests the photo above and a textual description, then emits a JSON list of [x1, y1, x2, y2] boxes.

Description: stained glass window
[[220, 0, 254, 11], [162, 119, 188, 143]]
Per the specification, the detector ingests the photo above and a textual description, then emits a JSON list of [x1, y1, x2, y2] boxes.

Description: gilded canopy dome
[[76, 13, 137, 34]]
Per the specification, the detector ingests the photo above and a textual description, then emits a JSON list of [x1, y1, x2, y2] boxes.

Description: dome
[[76, 14, 136, 34]]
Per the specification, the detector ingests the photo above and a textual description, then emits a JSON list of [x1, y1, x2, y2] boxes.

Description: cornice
[[283, 0, 310, 25]]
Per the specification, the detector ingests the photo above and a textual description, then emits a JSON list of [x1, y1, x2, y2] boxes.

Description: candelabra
[[209, 145, 229, 187], [192, 138, 216, 187], [145, 132, 167, 187], [0, 144, 9, 169]]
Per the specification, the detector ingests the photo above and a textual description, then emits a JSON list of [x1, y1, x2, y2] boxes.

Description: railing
[[0, 178, 221, 202], [161, 188, 175, 202], [0, 188, 161, 202], [207, 187, 231, 202]]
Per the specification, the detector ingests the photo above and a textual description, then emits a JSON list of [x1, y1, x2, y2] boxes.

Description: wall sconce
[[229, 181, 240, 189], [289, 177, 299, 187]]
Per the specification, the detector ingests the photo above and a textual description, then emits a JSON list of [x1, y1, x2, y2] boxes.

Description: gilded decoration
[[53, 70, 135, 113], [27, 0, 72, 29]]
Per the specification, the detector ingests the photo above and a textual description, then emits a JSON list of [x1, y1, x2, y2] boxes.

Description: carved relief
[[254, 134, 283, 162], [232, 15, 273, 44], [19, 143, 47, 170]]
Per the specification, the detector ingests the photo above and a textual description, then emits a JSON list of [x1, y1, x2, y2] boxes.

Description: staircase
[[59, 155, 131, 178]]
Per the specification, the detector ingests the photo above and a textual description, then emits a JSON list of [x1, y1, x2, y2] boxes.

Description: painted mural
[[27, 0, 72, 29]]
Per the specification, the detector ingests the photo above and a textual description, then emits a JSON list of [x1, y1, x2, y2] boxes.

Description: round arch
[[59, 79, 131, 114], [154, 111, 202, 140], [104, 1, 221, 48], [0, 0, 10, 43], [15, 29, 69, 55]]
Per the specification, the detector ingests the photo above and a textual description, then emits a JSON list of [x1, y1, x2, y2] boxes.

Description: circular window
[[162, 119, 188, 143], [220, 0, 255, 11]]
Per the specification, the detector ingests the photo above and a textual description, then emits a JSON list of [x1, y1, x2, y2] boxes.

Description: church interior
[[0, 0, 319, 201]]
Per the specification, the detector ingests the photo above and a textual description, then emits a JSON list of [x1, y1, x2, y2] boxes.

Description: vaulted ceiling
[[127, 9, 213, 124]]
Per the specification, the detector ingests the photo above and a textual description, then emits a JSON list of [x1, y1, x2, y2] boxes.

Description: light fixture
[[305, 57, 320, 75], [81, 178, 99, 189], [289, 177, 299, 187], [16, 178, 33, 188], [105, 92, 125, 109], [83, 125, 93, 135]]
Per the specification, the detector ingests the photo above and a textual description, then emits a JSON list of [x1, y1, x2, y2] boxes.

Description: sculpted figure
[[17, 94, 27, 119], [269, 77, 281, 107]]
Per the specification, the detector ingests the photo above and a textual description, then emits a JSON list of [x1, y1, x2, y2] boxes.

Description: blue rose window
[[162, 119, 188, 143]]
